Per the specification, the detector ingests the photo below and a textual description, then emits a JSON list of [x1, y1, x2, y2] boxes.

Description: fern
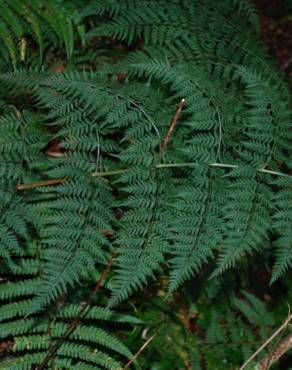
[[30, 176, 114, 312], [271, 177, 292, 282], [198, 292, 278, 368], [0, 0, 78, 66], [167, 166, 225, 294], [138, 291, 281, 369], [212, 168, 271, 277], [0, 0, 291, 305], [0, 242, 136, 369], [0, 3, 291, 368], [0, 112, 47, 261]]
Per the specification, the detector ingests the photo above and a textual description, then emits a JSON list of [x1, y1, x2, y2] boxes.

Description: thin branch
[[17, 161, 292, 191], [258, 334, 292, 370], [239, 311, 292, 370], [91, 168, 128, 177], [260, 306, 289, 370], [35, 256, 115, 370], [216, 107, 222, 160], [157, 162, 292, 178], [16, 169, 128, 190], [281, 56, 292, 70], [17, 178, 66, 190], [122, 334, 156, 370], [159, 98, 185, 156]]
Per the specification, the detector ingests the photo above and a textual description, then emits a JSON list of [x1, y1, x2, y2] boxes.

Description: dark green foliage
[[0, 242, 137, 369], [134, 288, 285, 370], [0, 0, 78, 66], [0, 112, 47, 261], [0, 0, 291, 368]]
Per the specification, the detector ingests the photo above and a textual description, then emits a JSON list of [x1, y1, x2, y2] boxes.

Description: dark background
[[255, 0, 292, 84]]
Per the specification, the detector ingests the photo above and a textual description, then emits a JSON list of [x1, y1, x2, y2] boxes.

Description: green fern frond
[[0, 0, 291, 320], [30, 175, 114, 312], [0, 0, 77, 65], [0, 243, 135, 370], [109, 122, 167, 306], [212, 168, 271, 277], [0, 112, 48, 261], [167, 167, 225, 294], [271, 177, 292, 282]]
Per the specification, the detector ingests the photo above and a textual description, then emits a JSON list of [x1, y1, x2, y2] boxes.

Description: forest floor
[[256, 0, 292, 85]]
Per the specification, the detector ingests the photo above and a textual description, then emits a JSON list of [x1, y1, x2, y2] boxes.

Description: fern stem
[[157, 162, 292, 178], [108, 90, 161, 139], [16, 163, 291, 191]]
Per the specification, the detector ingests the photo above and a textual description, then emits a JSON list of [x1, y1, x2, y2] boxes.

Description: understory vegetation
[[0, 0, 291, 369]]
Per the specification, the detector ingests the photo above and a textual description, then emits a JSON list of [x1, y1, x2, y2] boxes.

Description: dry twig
[[239, 310, 292, 370], [258, 334, 292, 370], [159, 98, 185, 156], [122, 334, 156, 370]]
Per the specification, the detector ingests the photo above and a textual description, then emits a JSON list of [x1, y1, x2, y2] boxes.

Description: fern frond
[[0, 112, 48, 261], [109, 122, 167, 306], [212, 168, 271, 276], [271, 177, 292, 282], [167, 167, 225, 294], [0, 0, 291, 317], [0, 0, 77, 65], [30, 175, 114, 312], [0, 243, 135, 370]]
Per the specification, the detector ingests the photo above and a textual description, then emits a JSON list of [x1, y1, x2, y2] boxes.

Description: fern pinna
[[0, 242, 138, 369], [0, 0, 291, 368]]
